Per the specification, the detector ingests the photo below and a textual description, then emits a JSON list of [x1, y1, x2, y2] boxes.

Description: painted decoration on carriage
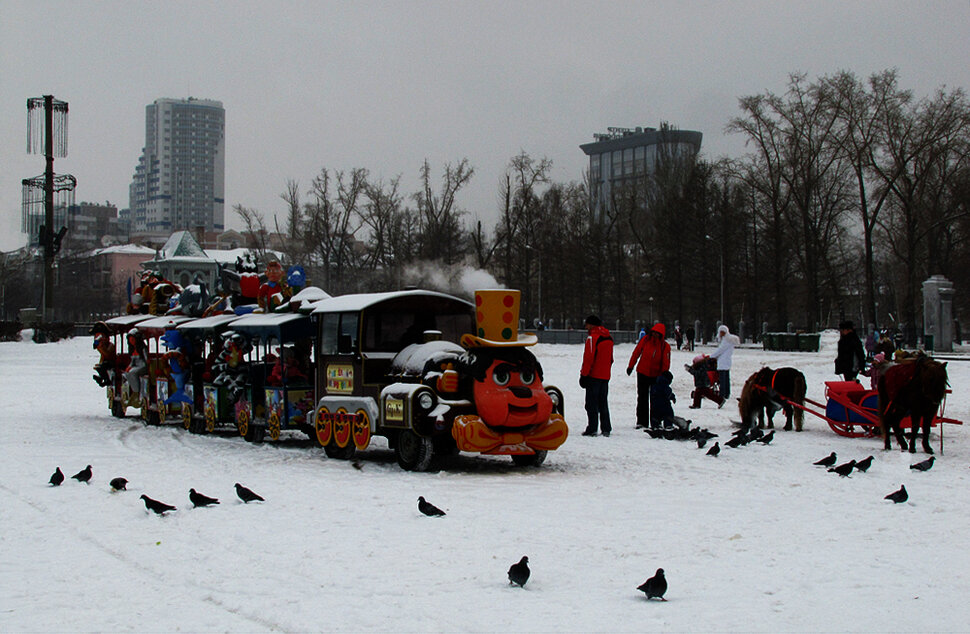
[[450, 289, 568, 455]]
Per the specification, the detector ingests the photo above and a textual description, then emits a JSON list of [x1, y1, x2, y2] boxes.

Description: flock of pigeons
[[416, 495, 667, 600], [701, 425, 775, 457], [812, 450, 934, 503], [48, 464, 264, 514]]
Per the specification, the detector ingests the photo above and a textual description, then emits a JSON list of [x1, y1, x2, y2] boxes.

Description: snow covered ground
[[2, 331, 968, 632]]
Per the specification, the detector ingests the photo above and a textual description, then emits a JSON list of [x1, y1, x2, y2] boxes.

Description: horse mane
[[918, 357, 949, 404]]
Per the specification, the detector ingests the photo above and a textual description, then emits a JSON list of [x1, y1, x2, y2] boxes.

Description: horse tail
[[738, 372, 757, 423], [792, 370, 806, 430]]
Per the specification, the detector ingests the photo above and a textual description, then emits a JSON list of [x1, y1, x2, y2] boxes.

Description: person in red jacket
[[580, 315, 614, 437], [627, 323, 671, 429]]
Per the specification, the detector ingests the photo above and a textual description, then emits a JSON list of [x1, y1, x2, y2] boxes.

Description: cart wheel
[[268, 412, 281, 441], [181, 404, 192, 430], [204, 404, 217, 433], [395, 429, 434, 472], [316, 406, 333, 446], [511, 450, 547, 467]]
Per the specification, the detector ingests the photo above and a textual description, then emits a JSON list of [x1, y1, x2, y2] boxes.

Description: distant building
[[128, 97, 226, 240], [580, 125, 702, 217]]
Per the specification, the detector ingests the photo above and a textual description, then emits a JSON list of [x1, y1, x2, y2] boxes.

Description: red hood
[[651, 323, 666, 338]]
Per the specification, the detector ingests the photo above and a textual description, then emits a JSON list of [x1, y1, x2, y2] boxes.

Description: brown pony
[[738, 367, 807, 431], [878, 354, 948, 454]]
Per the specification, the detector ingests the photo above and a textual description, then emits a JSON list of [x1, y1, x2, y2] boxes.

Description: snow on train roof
[[176, 314, 241, 332], [310, 289, 471, 314], [228, 312, 308, 328]]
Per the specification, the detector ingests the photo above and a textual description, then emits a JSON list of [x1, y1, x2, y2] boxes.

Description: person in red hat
[[627, 323, 671, 429], [580, 315, 614, 437]]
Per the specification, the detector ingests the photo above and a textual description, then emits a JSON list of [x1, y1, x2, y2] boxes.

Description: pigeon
[[706, 442, 720, 457], [697, 436, 709, 449], [756, 430, 774, 445], [109, 477, 128, 491], [910, 456, 935, 472], [234, 483, 264, 503], [49, 467, 64, 486], [418, 496, 446, 517], [508, 556, 530, 587], [696, 429, 718, 440], [854, 456, 874, 473], [637, 568, 668, 601], [884, 484, 908, 504], [725, 436, 744, 449], [189, 488, 220, 507], [828, 460, 857, 477], [71, 465, 93, 484], [352, 460, 363, 471], [140, 494, 177, 515], [747, 427, 764, 442], [814, 452, 837, 467]]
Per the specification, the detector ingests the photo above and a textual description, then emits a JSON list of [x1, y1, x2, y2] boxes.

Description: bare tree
[[413, 159, 474, 263], [233, 203, 269, 262]]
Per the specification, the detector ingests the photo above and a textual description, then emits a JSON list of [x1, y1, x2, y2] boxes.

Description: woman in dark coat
[[835, 321, 866, 381]]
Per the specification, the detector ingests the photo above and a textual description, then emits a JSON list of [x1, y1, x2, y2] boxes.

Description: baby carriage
[[686, 355, 723, 408]]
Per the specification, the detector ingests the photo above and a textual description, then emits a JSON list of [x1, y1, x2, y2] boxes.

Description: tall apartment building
[[127, 97, 225, 238], [580, 125, 702, 217]]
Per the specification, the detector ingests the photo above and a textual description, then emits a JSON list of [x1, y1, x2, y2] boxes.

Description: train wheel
[[511, 450, 547, 467], [204, 405, 217, 433], [395, 430, 434, 472], [237, 407, 250, 438], [268, 412, 281, 441], [333, 409, 352, 448], [181, 404, 192, 430], [352, 409, 371, 450], [315, 406, 333, 446]]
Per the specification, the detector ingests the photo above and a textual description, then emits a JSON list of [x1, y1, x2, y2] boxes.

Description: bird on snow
[[508, 556, 530, 587], [189, 488, 220, 508], [706, 442, 720, 457], [71, 465, 93, 484], [140, 494, 177, 515], [910, 456, 935, 472], [49, 467, 64, 486], [756, 430, 774, 445], [234, 483, 264, 503], [697, 436, 709, 449], [814, 452, 837, 467], [725, 435, 744, 449], [418, 496, 446, 517], [884, 484, 908, 504], [747, 427, 764, 442], [854, 456, 874, 473], [352, 460, 363, 471], [637, 568, 668, 601], [828, 460, 857, 477], [109, 477, 128, 491]]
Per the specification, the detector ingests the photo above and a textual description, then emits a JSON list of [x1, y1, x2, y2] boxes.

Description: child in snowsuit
[[649, 371, 690, 430], [686, 355, 724, 408]]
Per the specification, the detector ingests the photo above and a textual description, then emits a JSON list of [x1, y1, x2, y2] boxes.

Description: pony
[[878, 354, 948, 454], [738, 367, 807, 431]]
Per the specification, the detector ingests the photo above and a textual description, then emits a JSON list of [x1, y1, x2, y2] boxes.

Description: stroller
[[686, 355, 724, 408]]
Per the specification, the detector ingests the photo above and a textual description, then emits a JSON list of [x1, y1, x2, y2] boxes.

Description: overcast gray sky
[[2, 0, 968, 252]]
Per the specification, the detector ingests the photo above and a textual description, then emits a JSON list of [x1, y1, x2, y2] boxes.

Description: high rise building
[[128, 97, 225, 237], [580, 125, 702, 217]]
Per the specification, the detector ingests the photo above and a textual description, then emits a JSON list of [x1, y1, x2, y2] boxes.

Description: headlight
[[417, 391, 435, 410]]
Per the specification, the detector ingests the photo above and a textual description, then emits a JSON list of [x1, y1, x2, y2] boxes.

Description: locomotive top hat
[[460, 289, 538, 348]]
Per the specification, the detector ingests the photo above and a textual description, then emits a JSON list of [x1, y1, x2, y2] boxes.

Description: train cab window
[[319, 312, 359, 355]]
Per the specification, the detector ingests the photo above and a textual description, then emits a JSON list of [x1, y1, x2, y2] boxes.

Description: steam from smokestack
[[402, 260, 502, 299]]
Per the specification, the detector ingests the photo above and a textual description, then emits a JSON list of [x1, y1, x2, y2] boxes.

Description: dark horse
[[878, 355, 948, 454], [738, 367, 807, 431]]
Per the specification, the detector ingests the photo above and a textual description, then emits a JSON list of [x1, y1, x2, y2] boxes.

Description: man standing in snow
[[580, 315, 613, 437], [627, 323, 671, 429], [709, 324, 739, 402], [835, 320, 866, 382]]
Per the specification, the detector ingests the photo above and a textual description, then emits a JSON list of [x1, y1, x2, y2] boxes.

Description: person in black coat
[[835, 321, 866, 381]]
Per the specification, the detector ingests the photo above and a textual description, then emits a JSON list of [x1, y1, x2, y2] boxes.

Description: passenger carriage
[[175, 313, 243, 433]]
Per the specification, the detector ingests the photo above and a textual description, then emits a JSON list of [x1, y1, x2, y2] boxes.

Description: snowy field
[[2, 331, 969, 632]]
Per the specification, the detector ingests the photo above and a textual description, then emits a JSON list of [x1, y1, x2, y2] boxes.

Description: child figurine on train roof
[[449, 289, 568, 456]]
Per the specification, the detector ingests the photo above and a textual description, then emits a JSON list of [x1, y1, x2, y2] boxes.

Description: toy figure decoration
[[160, 324, 193, 405], [450, 289, 568, 455], [257, 261, 292, 312], [211, 331, 251, 404], [286, 265, 306, 293]]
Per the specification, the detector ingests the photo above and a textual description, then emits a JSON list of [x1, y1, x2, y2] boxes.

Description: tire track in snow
[[0, 481, 289, 632]]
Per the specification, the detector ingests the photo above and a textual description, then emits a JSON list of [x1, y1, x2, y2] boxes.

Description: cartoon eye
[[493, 367, 510, 386], [519, 369, 536, 385]]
